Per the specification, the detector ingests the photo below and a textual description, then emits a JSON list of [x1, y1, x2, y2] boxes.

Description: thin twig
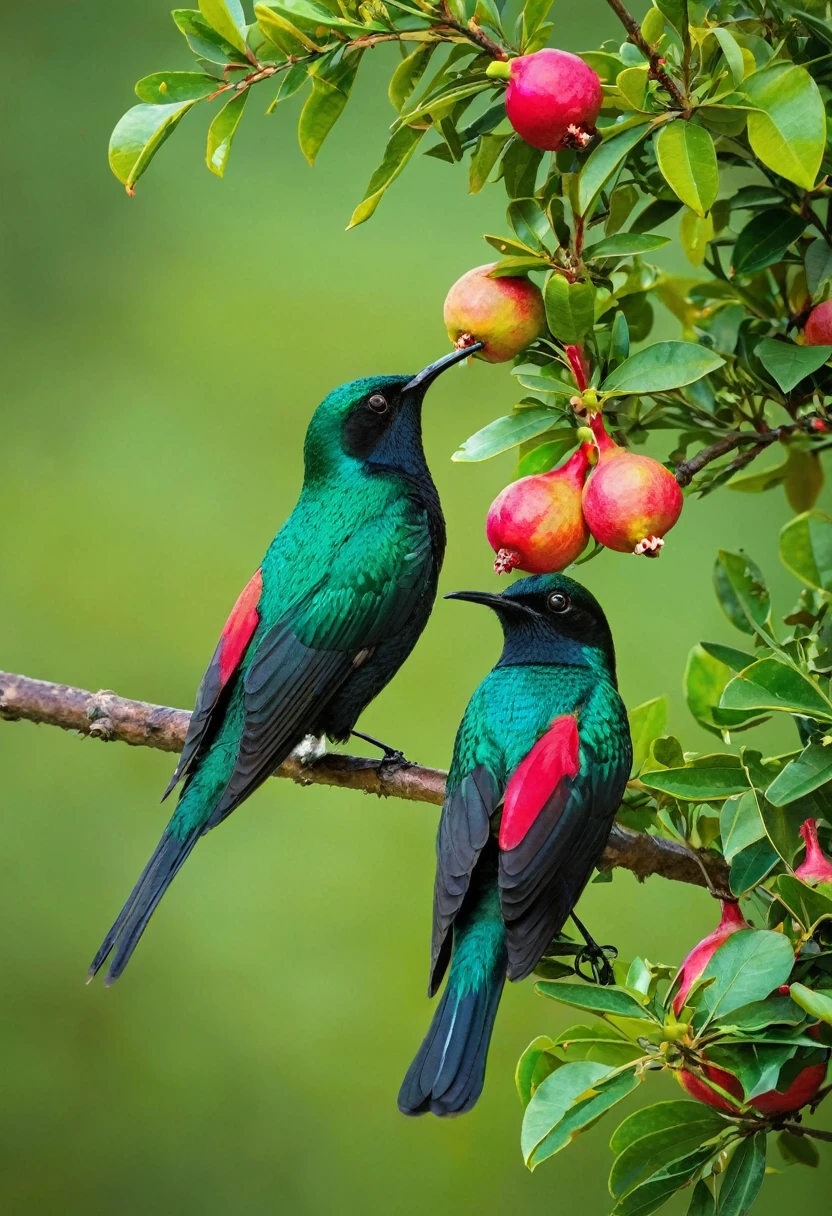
[[781, 1122, 832, 1143], [674, 426, 799, 487], [0, 671, 730, 895], [603, 0, 687, 109]]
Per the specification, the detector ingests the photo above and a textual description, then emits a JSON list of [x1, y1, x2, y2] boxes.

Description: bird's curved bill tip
[[404, 342, 484, 392], [444, 590, 505, 608]]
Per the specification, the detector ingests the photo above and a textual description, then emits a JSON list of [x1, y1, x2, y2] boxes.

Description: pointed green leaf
[[775, 877, 832, 933], [586, 233, 671, 258], [628, 697, 669, 774], [714, 1133, 766, 1216], [109, 102, 197, 193], [720, 659, 832, 722], [299, 51, 363, 165], [766, 741, 832, 806], [469, 132, 511, 194], [173, 8, 247, 62], [695, 930, 796, 1025], [732, 210, 806, 277], [639, 766, 749, 801], [755, 338, 832, 393], [577, 123, 651, 216], [389, 44, 434, 112], [544, 276, 596, 344], [789, 982, 832, 1028], [611, 1146, 718, 1216], [600, 342, 724, 394], [206, 88, 249, 176], [521, 1060, 613, 1166], [779, 510, 832, 592], [199, 0, 249, 56], [744, 62, 826, 191], [805, 237, 832, 300], [135, 71, 219, 104], [720, 791, 765, 863], [700, 643, 756, 673], [528, 1067, 642, 1168], [535, 982, 656, 1020], [348, 124, 426, 228], [255, 3, 322, 53], [267, 0, 385, 33], [728, 837, 779, 896], [685, 645, 763, 736], [610, 1102, 720, 1156], [610, 1107, 728, 1200], [655, 121, 719, 218], [777, 1130, 820, 1168], [712, 28, 745, 89], [452, 411, 569, 462], [516, 1035, 558, 1106], [712, 551, 770, 637], [688, 1181, 716, 1215]]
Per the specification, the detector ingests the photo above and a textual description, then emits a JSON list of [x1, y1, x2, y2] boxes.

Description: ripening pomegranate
[[487, 50, 603, 151], [581, 414, 684, 556], [804, 299, 832, 346], [795, 818, 832, 884], [486, 446, 591, 574], [677, 1051, 828, 1117], [672, 901, 748, 1016], [444, 264, 546, 363]]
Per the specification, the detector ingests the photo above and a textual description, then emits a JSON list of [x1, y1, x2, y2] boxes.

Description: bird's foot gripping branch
[[111, 0, 832, 581]]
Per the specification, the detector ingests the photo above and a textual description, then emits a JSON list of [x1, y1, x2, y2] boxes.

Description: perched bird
[[89, 346, 480, 985], [399, 572, 632, 1117]]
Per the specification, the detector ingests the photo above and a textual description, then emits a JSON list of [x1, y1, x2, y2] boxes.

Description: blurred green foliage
[[1, 2, 831, 1213]]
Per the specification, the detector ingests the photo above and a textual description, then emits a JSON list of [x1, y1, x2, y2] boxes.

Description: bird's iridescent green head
[[447, 572, 618, 682], [303, 346, 482, 485]]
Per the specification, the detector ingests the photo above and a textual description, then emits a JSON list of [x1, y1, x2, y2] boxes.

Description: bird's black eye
[[368, 393, 389, 414], [548, 591, 570, 613]]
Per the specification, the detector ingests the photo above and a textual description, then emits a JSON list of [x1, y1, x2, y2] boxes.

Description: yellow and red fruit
[[488, 50, 602, 152], [486, 446, 591, 574], [804, 299, 832, 346], [582, 415, 684, 556], [444, 264, 545, 364]]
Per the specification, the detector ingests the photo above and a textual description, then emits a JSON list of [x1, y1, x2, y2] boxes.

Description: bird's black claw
[[351, 730, 417, 769], [574, 942, 618, 987]]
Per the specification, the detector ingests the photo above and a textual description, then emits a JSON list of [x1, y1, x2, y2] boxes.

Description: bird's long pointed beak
[[445, 589, 531, 615], [403, 343, 484, 393]]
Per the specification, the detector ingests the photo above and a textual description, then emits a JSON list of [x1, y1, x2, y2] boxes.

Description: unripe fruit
[[491, 50, 603, 152], [795, 818, 832, 884], [581, 414, 684, 556], [672, 901, 748, 1016], [677, 1053, 827, 1117], [804, 299, 832, 346], [444, 264, 546, 363], [487, 446, 591, 575]]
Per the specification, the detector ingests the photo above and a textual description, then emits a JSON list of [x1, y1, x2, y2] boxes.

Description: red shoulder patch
[[219, 568, 263, 685], [499, 715, 580, 852]]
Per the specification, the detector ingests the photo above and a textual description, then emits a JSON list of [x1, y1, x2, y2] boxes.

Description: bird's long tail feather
[[398, 884, 506, 1117], [87, 829, 201, 986]]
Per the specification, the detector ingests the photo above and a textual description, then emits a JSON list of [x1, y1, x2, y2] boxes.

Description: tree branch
[[674, 426, 800, 488], [0, 670, 730, 896], [603, 0, 687, 109]]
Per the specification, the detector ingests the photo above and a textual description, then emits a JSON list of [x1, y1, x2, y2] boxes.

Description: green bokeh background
[[2, 2, 830, 1212]]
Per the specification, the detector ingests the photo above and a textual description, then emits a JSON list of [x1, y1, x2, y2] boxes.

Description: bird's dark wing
[[429, 765, 502, 996], [162, 568, 263, 800], [205, 505, 436, 828], [498, 714, 631, 981]]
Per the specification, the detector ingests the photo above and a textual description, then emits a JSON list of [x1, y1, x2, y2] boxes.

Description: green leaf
[[270, 0, 385, 34], [469, 132, 511, 194], [206, 88, 249, 176], [805, 237, 832, 300], [631, 198, 682, 234], [688, 1181, 716, 1216], [680, 209, 715, 268], [610, 1101, 719, 1156], [728, 455, 790, 496], [617, 66, 649, 110], [777, 1130, 820, 1168], [685, 646, 762, 736], [397, 79, 492, 129], [744, 62, 826, 191], [267, 60, 309, 110], [521, 1060, 612, 1167], [199, 0, 249, 56], [600, 341, 723, 394], [516, 1035, 557, 1106], [348, 124, 428, 228], [109, 102, 197, 194], [173, 8, 248, 62], [544, 276, 596, 344], [536, 981, 656, 1020], [609, 1106, 728, 1200], [611, 1146, 717, 1216], [766, 742, 832, 806], [729, 837, 779, 897], [720, 791, 765, 863], [135, 72, 220, 104], [712, 551, 771, 638], [779, 510, 832, 592], [712, 27, 745, 90], [586, 233, 671, 259], [577, 123, 651, 216], [731, 210, 806, 277], [639, 766, 749, 801], [714, 1132, 765, 1216], [452, 411, 569, 462], [527, 1067, 642, 1168], [775, 876, 832, 933], [700, 643, 755, 673], [655, 121, 719, 218], [389, 44, 434, 112], [755, 338, 832, 393], [628, 697, 669, 774], [255, 3, 321, 53], [790, 982, 832, 1027], [720, 658, 832, 722], [695, 930, 795, 1025], [299, 51, 362, 165]]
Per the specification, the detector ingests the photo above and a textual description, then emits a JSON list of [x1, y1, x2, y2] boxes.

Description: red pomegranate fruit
[[581, 414, 684, 556], [804, 299, 832, 346], [487, 50, 603, 152], [795, 818, 832, 884], [672, 901, 749, 1016], [486, 445, 591, 575], [444, 264, 546, 364]]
